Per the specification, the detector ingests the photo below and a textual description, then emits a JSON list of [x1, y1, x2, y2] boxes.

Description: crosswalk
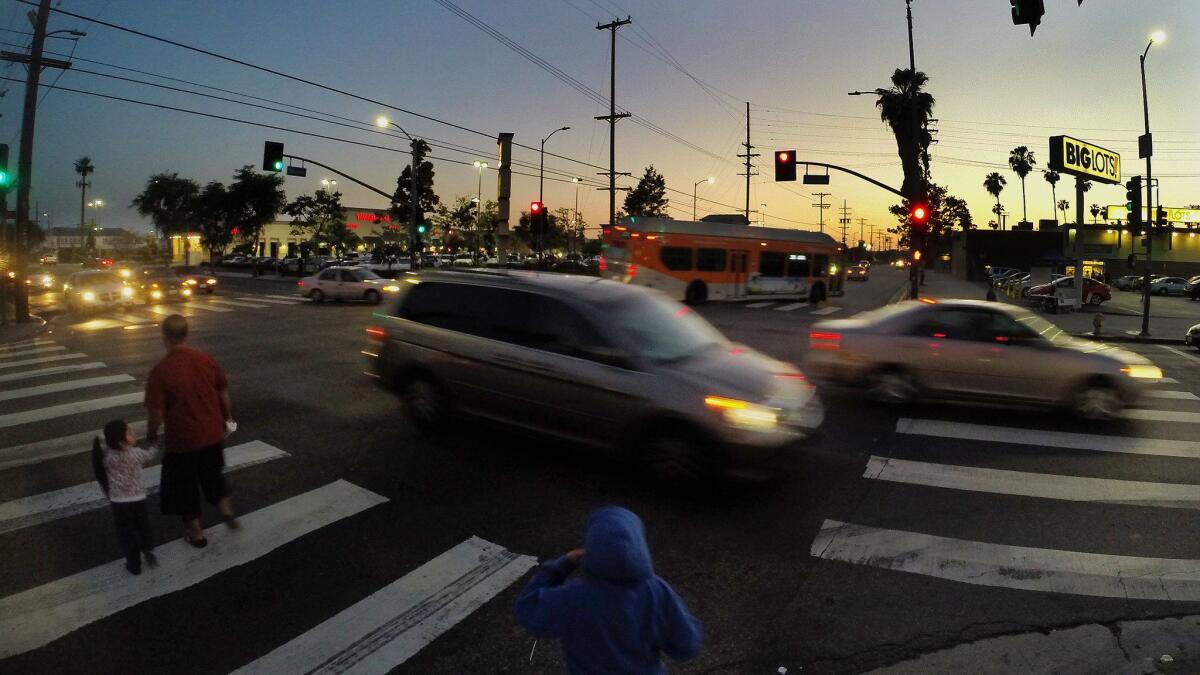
[[738, 300, 844, 314], [60, 293, 307, 331], [0, 333, 538, 670], [811, 348, 1200, 602]]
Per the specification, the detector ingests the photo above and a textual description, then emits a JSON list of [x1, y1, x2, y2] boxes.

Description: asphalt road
[[4, 265, 1200, 674]]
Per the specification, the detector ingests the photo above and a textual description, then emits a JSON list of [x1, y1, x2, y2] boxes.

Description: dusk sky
[[5, 0, 1199, 240]]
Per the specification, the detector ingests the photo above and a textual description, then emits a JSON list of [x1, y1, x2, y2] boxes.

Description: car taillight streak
[[809, 331, 841, 351], [366, 326, 386, 342]]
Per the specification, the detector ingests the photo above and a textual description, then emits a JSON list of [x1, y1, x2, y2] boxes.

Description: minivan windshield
[[599, 292, 726, 363]]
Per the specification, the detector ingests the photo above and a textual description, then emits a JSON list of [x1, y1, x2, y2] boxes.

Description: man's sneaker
[[143, 551, 158, 569]]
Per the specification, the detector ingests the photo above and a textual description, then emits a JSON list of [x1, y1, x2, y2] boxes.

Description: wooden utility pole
[[737, 102, 758, 224], [595, 17, 632, 229], [811, 192, 832, 233]]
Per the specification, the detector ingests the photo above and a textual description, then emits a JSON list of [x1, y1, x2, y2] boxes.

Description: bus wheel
[[684, 280, 708, 305], [809, 282, 826, 304]]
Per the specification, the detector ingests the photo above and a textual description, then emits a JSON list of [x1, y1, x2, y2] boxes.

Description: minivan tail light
[[366, 326, 386, 342], [598, 256, 607, 271], [809, 331, 841, 351], [628, 264, 638, 279]]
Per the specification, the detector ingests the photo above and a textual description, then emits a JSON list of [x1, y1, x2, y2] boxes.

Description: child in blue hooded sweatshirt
[[515, 506, 703, 674]]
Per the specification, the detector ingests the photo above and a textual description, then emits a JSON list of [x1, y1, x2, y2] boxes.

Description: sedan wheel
[[869, 369, 918, 404], [310, 289, 325, 303], [1087, 293, 1103, 306], [1074, 383, 1123, 421], [1158, 288, 1169, 296], [365, 289, 381, 304]]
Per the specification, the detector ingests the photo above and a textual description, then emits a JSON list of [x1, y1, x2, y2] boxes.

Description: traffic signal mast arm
[[275, 151, 393, 200], [774, 154, 904, 198]]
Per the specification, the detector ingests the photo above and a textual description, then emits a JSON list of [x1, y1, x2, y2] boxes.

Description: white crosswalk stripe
[[233, 536, 535, 674], [1145, 389, 1200, 400], [0, 338, 56, 352], [0, 345, 67, 360], [775, 302, 808, 312], [238, 295, 299, 305], [745, 301, 774, 308], [0, 361, 107, 384], [205, 297, 271, 309], [0, 374, 135, 403], [896, 418, 1200, 459], [0, 392, 143, 429], [1123, 408, 1200, 424], [0, 421, 148, 470], [811, 306, 843, 315], [0, 480, 388, 659], [263, 294, 304, 301], [811, 519, 1200, 601], [0, 441, 288, 535], [1158, 344, 1200, 364], [0, 353, 88, 371], [144, 303, 232, 316]]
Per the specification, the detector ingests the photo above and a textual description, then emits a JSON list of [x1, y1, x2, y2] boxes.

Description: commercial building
[[43, 226, 142, 255]]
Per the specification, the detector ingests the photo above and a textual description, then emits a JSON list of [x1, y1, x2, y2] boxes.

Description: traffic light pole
[[1073, 177, 1085, 310], [1139, 45, 1154, 336]]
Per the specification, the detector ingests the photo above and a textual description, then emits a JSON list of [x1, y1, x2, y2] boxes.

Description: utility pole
[[837, 200, 852, 246], [812, 192, 832, 233], [736, 101, 759, 224], [857, 217, 869, 245], [906, 0, 916, 71], [596, 17, 632, 231]]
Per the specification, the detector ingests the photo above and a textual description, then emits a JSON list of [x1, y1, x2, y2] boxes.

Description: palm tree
[[1057, 199, 1070, 224], [874, 68, 935, 200], [1008, 146, 1036, 225], [983, 172, 1006, 229], [74, 157, 95, 249], [1043, 170, 1060, 225], [1090, 203, 1102, 224]]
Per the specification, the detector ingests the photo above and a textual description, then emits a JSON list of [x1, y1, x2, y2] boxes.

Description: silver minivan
[[364, 271, 824, 479]]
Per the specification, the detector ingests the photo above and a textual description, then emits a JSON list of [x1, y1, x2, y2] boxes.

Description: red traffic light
[[910, 202, 930, 230], [530, 201, 543, 214], [774, 149, 797, 182], [777, 151, 790, 162]]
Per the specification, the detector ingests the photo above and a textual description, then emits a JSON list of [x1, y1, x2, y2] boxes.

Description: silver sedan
[[803, 299, 1162, 420]]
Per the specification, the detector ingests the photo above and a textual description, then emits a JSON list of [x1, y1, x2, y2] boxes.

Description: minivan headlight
[[704, 395, 779, 431], [121, 286, 133, 298], [1122, 364, 1163, 380]]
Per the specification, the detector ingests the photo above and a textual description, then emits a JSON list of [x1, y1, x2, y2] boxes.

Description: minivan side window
[[398, 282, 483, 335], [492, 291, 611, 359], [661, 247, 693, 271]]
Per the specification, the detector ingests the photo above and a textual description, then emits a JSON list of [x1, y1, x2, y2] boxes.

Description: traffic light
[[1125, 177, 1142, 235], [909, 202, 930, 232], [262, 141, 284, 172], [0, 143, 9, 189], [774, 150, 796, 182], [1010, 0, 1044, 35], [1156, 207, 1168, 228], [417, 224, 427, 234]]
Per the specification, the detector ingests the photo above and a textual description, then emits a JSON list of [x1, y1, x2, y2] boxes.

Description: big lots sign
[[1049, 135, 1121, 184]]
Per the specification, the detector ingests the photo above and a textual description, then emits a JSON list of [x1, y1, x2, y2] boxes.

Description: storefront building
[[168, 206, 395, 263]]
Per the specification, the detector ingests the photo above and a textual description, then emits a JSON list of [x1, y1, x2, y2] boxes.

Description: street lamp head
[[560, 126, 571, 131], [572, 177, 582, 183], [1150, 30, 1166, 45], [707, 176, 715, 184], [375, 116, 390, 128]]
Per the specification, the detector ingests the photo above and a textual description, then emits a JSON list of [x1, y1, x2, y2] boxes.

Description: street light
[[692, 176, 715, 221], [375, 115, 422, 267], [759, 202, 767, 226], [473, 161, 489, 260], [571, 177, 583, 255], [536, 126, 570, 260], [1138, 30, 1164, 336], [320, 179, 338, 190]]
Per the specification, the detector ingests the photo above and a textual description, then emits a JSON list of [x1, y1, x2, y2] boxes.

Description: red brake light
[[628, 264, 638, 279], [776, 373, 806, 380], [932, 332, 946, 338], [809, 331, 841, 351], [598, 256, 607, 271], [297, 280, 305, 286], [366, 326, 386, 342]]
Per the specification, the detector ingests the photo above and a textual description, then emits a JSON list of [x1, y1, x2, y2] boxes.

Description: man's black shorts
[[159, 442, 229, 518]]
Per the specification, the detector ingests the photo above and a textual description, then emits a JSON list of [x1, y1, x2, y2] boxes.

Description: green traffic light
[[273, 161, 284, 171], [417, 225, 427, 234], [1126, 202, 1133, 210], [0, 171, 8, 186]]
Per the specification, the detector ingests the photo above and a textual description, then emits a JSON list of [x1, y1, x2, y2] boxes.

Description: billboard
[[1049, 136, 1121, 185]]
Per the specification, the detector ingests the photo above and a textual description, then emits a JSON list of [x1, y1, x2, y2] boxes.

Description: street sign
[[1138, 133, 1153, 159], [1048, 135, 1120, 184], [802, 174, 830, 185], [286, 166, 307, 177]]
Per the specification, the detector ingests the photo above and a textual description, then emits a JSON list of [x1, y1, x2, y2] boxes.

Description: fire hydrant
[[1093, 313, 1104, 336]]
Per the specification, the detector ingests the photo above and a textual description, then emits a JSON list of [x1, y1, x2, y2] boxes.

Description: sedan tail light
[[808, 331, 841, 351], [366, 326, 386, 343], [297, 280, 305, 287]]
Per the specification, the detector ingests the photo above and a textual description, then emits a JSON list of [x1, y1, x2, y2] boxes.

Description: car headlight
[[184, 279, 197, 285], [704, 395, 779, 431], [121, 286, 133, 298], [119, 269, 131, 278], [182, 288, 192, 296], [82, 291, 96, 302], [206, 278, 217, 285], [383, 285, 400, 292], [1122, 364, 1163, 380], [150, 290, 163, 299]]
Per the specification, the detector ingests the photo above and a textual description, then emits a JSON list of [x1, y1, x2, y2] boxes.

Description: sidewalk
[[911, 272, 1193, 345], [0, 314, 47, 344], [871, 613, 1200, 674]]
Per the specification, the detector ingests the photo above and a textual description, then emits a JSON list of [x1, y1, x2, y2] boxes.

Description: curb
[[0, 313, 48, 344], [1071, 333, 1188, 346]]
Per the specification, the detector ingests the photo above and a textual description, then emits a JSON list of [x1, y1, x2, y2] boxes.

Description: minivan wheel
[[868, 368, 918, 405], [684, 280, 708, 305], [365, 289, 381, 304], [310, 289, 325, 303], [645, 427, 714, 483], [401, 376, 445, 429], [1073, 380, 1123, 421]]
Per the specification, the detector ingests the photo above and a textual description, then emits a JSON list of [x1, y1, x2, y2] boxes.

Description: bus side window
[[786, 253, 810, 278], [660, 247, 694, 271], [760, 251, 786, 277], [814, 254, 830, 276], [697, 248, 727, 272]]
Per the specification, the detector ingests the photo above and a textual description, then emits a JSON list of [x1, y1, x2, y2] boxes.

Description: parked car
[[1113, 275, 1141, 291], [129, 265, 190, 304], [990, 269, 1023, 287], [365, 271, 824, 479], [804, 299, 1161, 420], [1028, 276, 1111, 305], [452, 256, 475, 267], [62, 271, 133, 313], [39, 253, 59, 265], [1186, 276, 1200, 301], [1186, 323, 1200, 350], [1151, 276, 1191, 296], [987, 267, 1019, 284], [847, 264, 869, 281], [298, 266, 401, 304]]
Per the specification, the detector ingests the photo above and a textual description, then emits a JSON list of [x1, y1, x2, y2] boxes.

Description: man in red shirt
[[145, 314, 237, 547]]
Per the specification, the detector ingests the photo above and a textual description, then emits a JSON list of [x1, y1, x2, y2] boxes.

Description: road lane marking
[[1160, 377, 1180, 384], [237, 296, 298, 305], [1146, 390, 1200, 401], [0, 374, 135, 403], [775, 302, 807, 312], [1159, 345, 1200, 364], [745, 302, 774, 308], [811, 519, 1200, 601], [0, 392, 144, 429], [1123, 409, 1200, 424], [232, 536, 535, 674], [176, 301, 235, 313], [0, 353, 88, 371], [144, 303, 232, 317], [0, 339, 55, 352], [811, 306, 843, 316], [263, 294, 306, 301], [0, 345, 67, 360], [205, 298, 271, 309], [896, 418, 1200, 459], [0, 362, 107, 384], [0, 480, 388, 659], [0, 421, 147, 471], [865, 455, 1200, 510], [0, 441, 288, 535]]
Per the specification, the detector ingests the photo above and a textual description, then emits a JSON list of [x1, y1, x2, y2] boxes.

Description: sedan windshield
[[1011, 310, 1072, 345], [73, 273, 119, 287], [355, 269, 382, 281], [599, 292, 726, 363]]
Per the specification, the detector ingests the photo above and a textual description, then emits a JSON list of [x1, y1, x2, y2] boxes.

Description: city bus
[[599, 216, 841, 304]]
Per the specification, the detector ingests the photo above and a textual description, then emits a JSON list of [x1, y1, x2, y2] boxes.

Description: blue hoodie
[[515, 507, 703, 674]]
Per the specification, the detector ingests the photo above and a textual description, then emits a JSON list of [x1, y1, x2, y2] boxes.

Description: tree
[[1057, 199, 1070, 224], [1007, 146, 1036, 224], [428, 196, 477, 255], [874, 68, 936, 200], [283, 189, 355, 254], [131, 172, 199, 264], [1043, 170, 1060, 224], [515, 208, 567, 257], [194, 181, 233, 261], [555, 206, 588, 255], [74, 156, 95, 250], [1090, 203, 1102, 224], [983, 172, 1006, 229], [389, 139, 440, 250], [622, 165, 669, 218], [226, 165, 285, 276], [887, 183, 971, 247]]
